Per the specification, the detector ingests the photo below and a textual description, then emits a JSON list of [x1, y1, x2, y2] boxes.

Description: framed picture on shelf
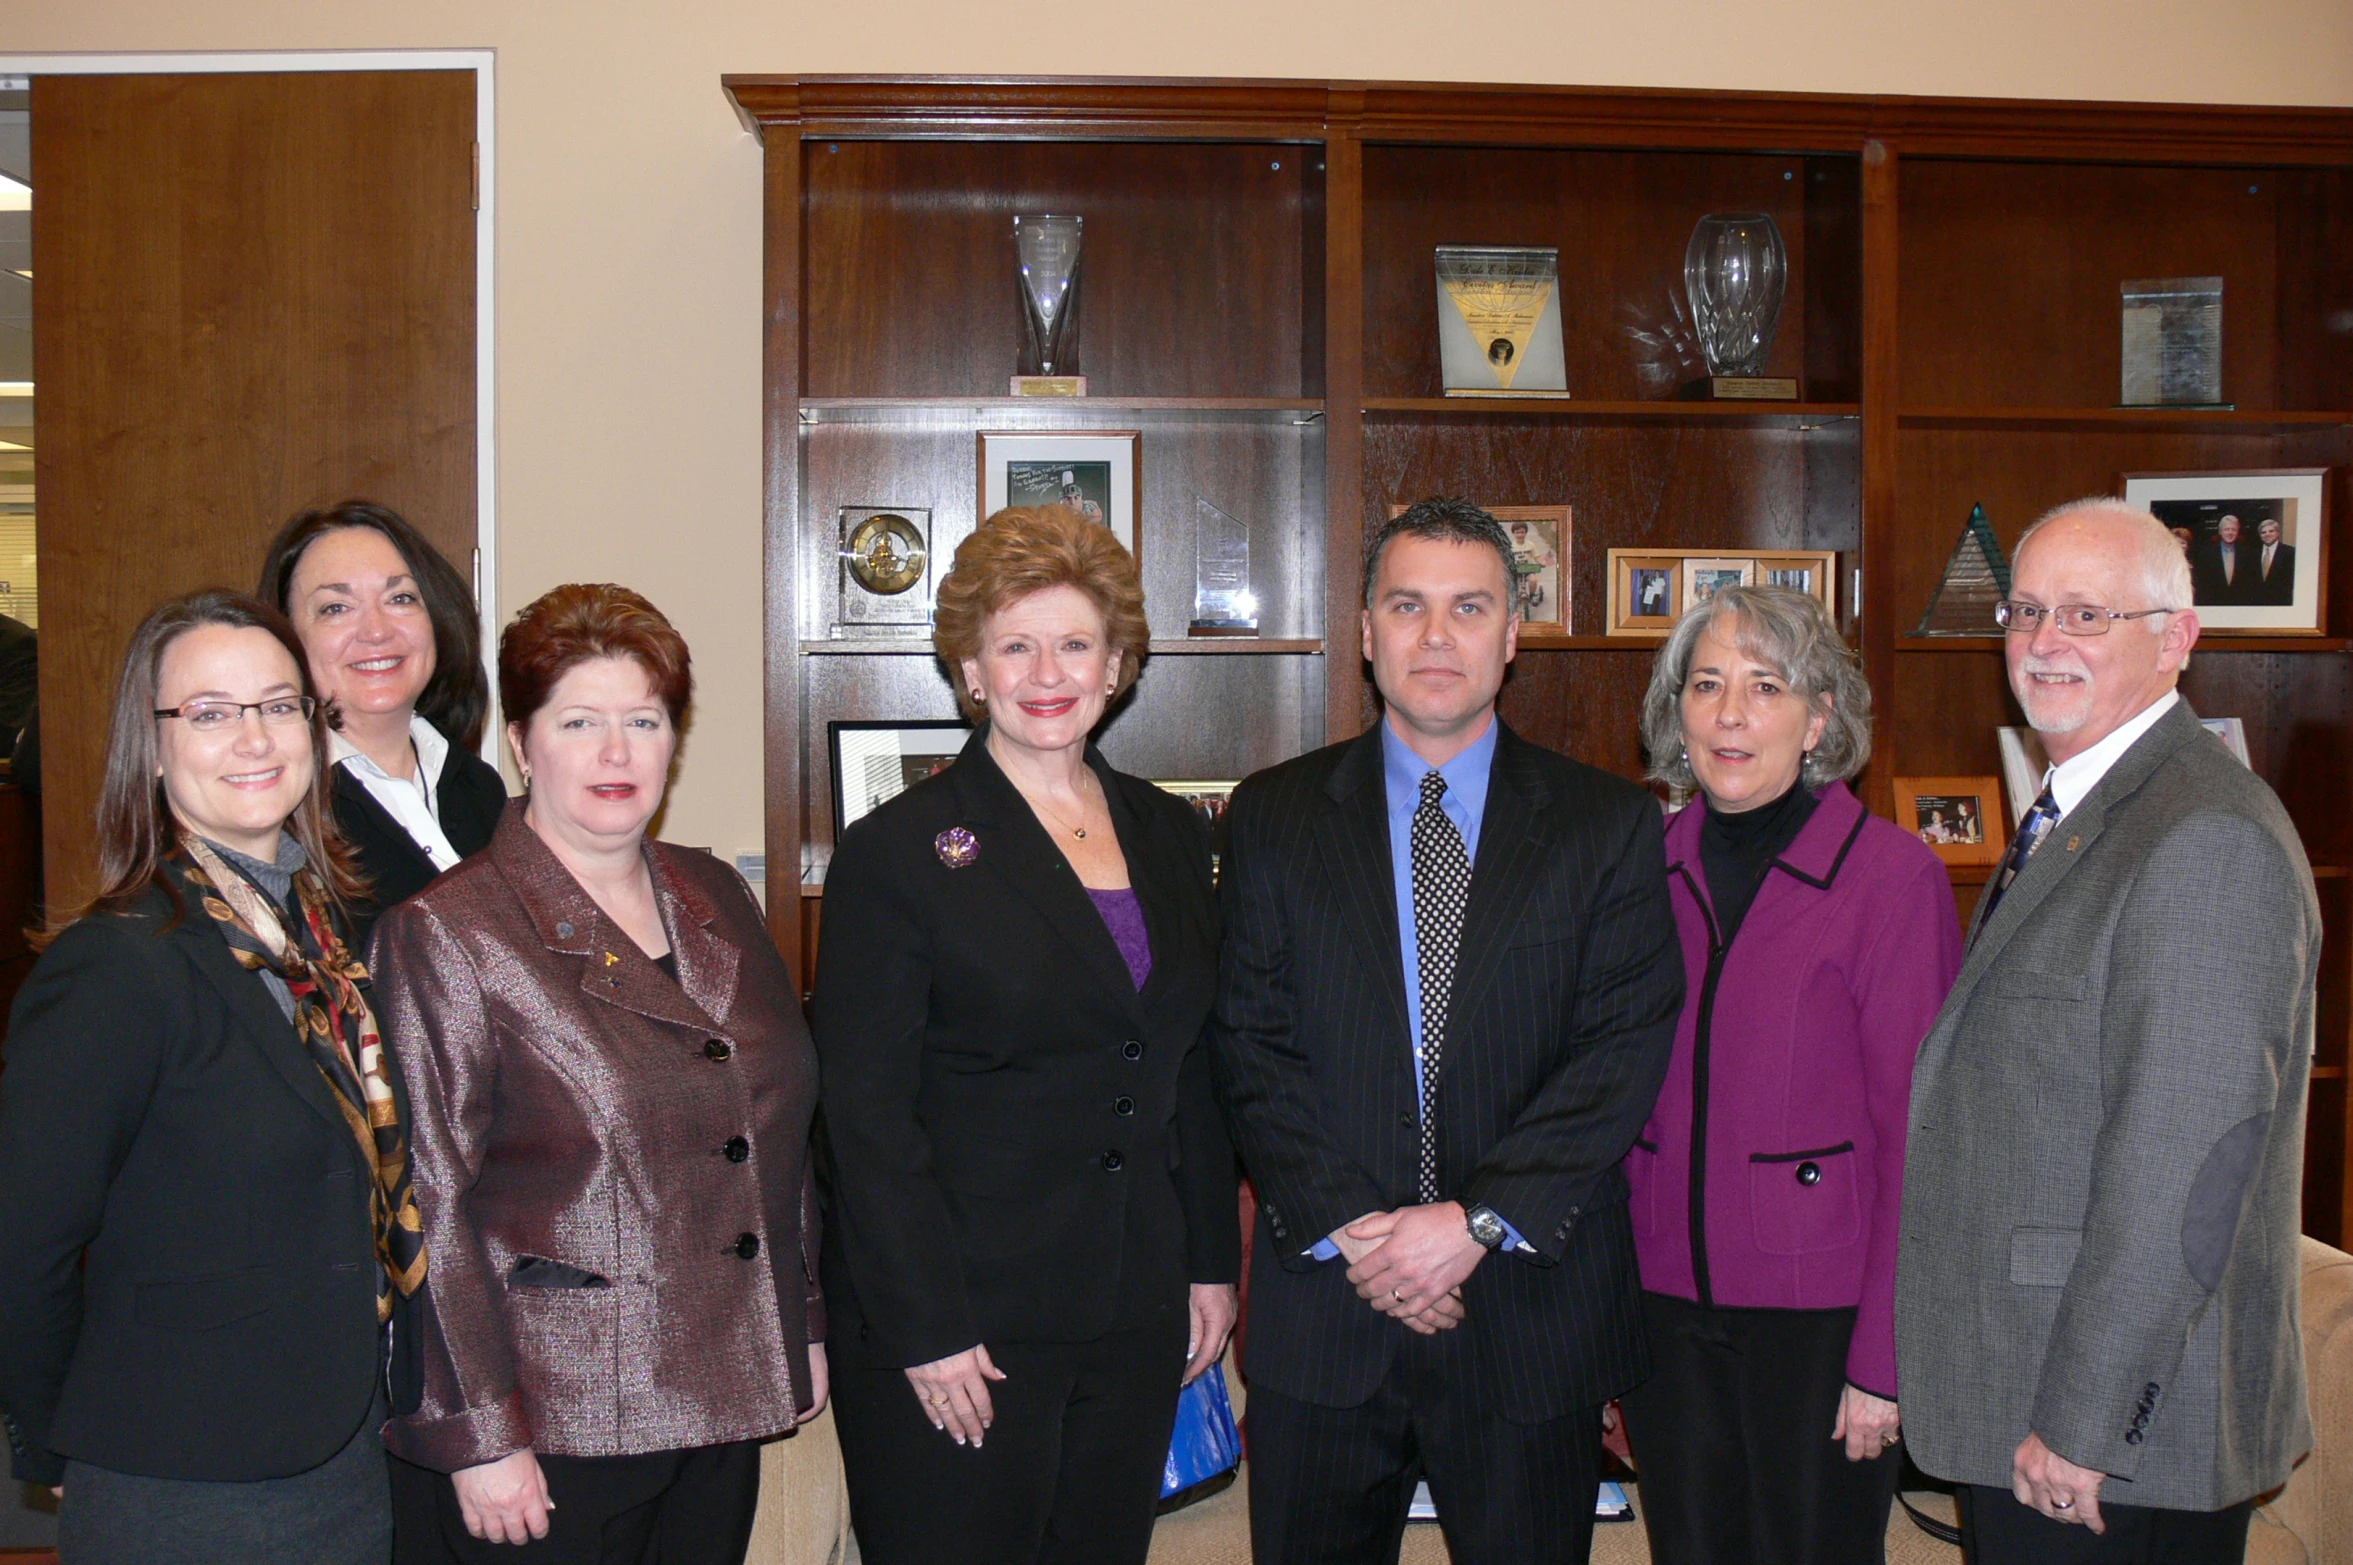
[[829, 719, 971, 837], [1893, 776, 2009, 867], [1606, 551, 1683, 635], [1150, 779, 1239, 878], [979, 430, 1142, 561], [1603, 548, 1838, 637], [2122, 468, 2330, 634], [1683, 557, 1755, 605], [1390, 503, 1572, 640]]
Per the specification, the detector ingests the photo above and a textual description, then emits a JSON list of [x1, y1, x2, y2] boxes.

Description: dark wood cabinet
[[723, 75, 2353, 1244]]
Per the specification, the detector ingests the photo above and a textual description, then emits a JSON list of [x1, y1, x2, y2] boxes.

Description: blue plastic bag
[[1160, 1366, 1241, 1501]]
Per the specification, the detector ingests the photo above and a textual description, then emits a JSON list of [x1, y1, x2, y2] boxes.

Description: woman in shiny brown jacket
[[371, 584, 822, 1564]]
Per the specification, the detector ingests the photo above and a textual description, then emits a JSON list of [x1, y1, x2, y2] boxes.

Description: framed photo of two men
[[2124, 467, 2330, 634]]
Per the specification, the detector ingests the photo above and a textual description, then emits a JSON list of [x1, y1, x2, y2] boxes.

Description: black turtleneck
[[1697, 779, 1820, 947]]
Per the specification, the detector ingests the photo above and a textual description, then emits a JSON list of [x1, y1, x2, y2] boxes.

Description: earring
[[969, 688, 984, 704], [519, 767, 532, 791]]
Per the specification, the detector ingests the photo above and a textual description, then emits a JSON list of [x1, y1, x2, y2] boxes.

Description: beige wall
[[10, 0, 2353, 870]]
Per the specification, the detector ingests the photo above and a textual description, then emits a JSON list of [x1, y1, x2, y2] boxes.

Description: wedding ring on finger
[[2053, 1497, 2075, 1511]]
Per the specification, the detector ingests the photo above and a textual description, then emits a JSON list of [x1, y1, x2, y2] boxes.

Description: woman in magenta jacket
[[1619, 585, 1963, 1565]]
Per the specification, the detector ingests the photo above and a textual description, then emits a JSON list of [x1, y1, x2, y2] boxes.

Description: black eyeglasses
[[154, 697, 318, 732], [1993, 601, 2178, 637]]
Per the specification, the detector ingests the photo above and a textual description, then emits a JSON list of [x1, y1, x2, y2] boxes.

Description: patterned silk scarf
[[181, 835, 429, 1319]]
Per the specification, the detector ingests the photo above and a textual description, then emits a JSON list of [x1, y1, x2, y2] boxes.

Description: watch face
[[1468, 1206, 1505, 1247]]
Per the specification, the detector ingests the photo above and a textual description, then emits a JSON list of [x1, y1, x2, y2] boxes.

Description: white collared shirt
[[2045, 690, 2180, 820], [330, 713, 461, 872]]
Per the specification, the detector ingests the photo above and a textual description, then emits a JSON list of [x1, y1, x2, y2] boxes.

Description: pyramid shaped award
[[1913, 503, 2012, 636]]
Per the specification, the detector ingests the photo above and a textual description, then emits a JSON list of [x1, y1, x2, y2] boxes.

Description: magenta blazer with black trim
[[1621, 781, 1961, 1398]]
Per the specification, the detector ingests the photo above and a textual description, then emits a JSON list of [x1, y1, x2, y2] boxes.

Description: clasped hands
[[1337, 1200, 1483, 1334]]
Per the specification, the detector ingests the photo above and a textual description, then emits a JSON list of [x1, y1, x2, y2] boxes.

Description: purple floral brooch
[[934, 826, 980, 869]]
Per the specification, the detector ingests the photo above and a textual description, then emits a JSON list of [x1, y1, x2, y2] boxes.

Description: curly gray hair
[[1641, 583, 1872, 792]]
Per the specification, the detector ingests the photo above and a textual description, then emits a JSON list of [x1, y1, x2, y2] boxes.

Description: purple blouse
[[1086, 888, 1153, 991]]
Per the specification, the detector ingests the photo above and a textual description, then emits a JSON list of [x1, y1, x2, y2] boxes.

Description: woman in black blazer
[[0, 590, 420, 1563], [815, 506, 1241, 1565], [258, 501, 507, 950]]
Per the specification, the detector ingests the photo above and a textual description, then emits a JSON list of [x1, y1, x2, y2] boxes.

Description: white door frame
[[0, 48, 501, 755]]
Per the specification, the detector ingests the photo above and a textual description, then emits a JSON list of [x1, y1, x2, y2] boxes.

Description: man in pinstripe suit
[[1212, 500, 1684, 1564]]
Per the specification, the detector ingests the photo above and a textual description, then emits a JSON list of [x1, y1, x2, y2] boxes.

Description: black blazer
[[334, 734, 507, 951], [0, 863, 402, 1485], [1210, 722, 1683, 1419], [813, 729, 1241, 1369]]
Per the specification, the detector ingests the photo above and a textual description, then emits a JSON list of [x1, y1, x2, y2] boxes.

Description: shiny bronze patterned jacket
[[370, 802, 821, 1472]]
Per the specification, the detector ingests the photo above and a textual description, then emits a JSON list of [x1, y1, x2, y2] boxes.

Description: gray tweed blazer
[[1896, 697, 2316, 1511]]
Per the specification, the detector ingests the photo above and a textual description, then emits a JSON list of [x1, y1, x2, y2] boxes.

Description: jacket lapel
[[952, 730, 1151, 1022], [488, 804, 724, 1035], [1958, 700, 2204, 984], [1312, 729, 1410, 1037], [1106, 770, 1192, 1010], [1438, 725, 1556, 1040], [334, 766, 440, 886], [166, 866, 354, 1141]]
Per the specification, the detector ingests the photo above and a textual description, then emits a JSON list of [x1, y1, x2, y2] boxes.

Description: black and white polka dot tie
[[1411, 769, 1471, 1204]]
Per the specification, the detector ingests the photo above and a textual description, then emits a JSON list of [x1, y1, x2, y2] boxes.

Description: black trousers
[[830, 1302, 1190, 1565], [1245, 1339, 1605, 1565], [406, 1440, 761, 1565], [1616, 1292, 1900, 1565], [1960, 1484, 2254, 1565]]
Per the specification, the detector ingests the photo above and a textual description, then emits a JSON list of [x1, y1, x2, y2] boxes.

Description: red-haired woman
[[370, 584, 823, 1563], [0, 590, 420, 1563]]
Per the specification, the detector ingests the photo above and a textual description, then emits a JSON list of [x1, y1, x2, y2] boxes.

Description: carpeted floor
[[1143, 1465, 1961, 1565]]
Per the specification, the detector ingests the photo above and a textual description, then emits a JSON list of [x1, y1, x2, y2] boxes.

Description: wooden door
[[31, 69, 476, 914]]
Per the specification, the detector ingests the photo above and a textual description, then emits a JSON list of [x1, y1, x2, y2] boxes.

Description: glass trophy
[[1189, 497, 1258, 637], [1012, 213, 1085, 396], [2120, 277, 2225, 407], [1913, 502, 2013, 636], [1681, 212, 1795, 400]]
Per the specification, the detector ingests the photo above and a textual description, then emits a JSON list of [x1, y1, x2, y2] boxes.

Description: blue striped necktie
[[1981, 784, 2059, 923]]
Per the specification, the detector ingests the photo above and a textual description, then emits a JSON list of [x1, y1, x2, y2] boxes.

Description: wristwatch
[[1465, 1204, 1507, 1250]]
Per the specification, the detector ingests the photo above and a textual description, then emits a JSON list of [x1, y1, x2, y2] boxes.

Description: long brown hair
[[56, 589, 367, 935]]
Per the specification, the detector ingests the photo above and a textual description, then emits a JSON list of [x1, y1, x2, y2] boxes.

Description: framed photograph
[[1683, 557, 1755, 606], [1389, 503, 1572, 640], [2122, 467, 2330, 634], [1894, 775, 2010, 867], [829, 719, 971, 837], [979, 430, 1142, 561], [1151, 779, 1238, 879], [1754, 552, 1838, 613], [1606, 550, 1684, 636]]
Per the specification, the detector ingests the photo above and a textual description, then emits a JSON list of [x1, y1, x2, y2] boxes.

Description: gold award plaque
[[847, 512, 927, 596]]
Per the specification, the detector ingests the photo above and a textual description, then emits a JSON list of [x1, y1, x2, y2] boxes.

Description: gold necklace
[[1018, 774, 1098, 841]]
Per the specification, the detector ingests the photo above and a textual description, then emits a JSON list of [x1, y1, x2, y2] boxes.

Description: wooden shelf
[[1900, 637, 2350, 653], [1519, 636, 1671, 650], [1900, 406, 2351, 434], [799, 396, 1325, 419], [2316, 1066, 2348, 1082], [1365, 397, 1858, 427]]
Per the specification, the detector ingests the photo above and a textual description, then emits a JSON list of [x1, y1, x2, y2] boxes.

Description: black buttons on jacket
[[2124, 1429, 2144, 1446], [1101, 1151, 1125, 1172], [723, 1136, 750, 1163], [1114, 1096, 1136, 1117], [1795, 1161, 1823, 1186], [733, 1232, 761, 1259], [1121, 1040, 1144, 1061], [704, 1039, 733, 1061]]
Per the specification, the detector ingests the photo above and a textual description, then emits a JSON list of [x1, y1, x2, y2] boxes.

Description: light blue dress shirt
[[1310, 718, 1528, 1258]]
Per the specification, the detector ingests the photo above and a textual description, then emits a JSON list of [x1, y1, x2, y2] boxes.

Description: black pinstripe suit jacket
[[1211, 721, 1683, 1418]]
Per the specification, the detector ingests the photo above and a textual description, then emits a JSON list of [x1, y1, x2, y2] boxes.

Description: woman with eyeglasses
[[0, 589, 421, 1563]]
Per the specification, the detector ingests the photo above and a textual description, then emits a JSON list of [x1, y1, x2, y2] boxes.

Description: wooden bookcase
[[721, 76, 2353, 1245]]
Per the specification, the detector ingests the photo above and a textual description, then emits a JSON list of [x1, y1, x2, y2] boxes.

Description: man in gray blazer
[[1897, 499, 2316, 1561]]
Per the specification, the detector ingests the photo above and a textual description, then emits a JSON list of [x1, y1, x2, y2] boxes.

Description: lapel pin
[[935, 827, 980, 869], [2066, 836, 2080, 852]]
